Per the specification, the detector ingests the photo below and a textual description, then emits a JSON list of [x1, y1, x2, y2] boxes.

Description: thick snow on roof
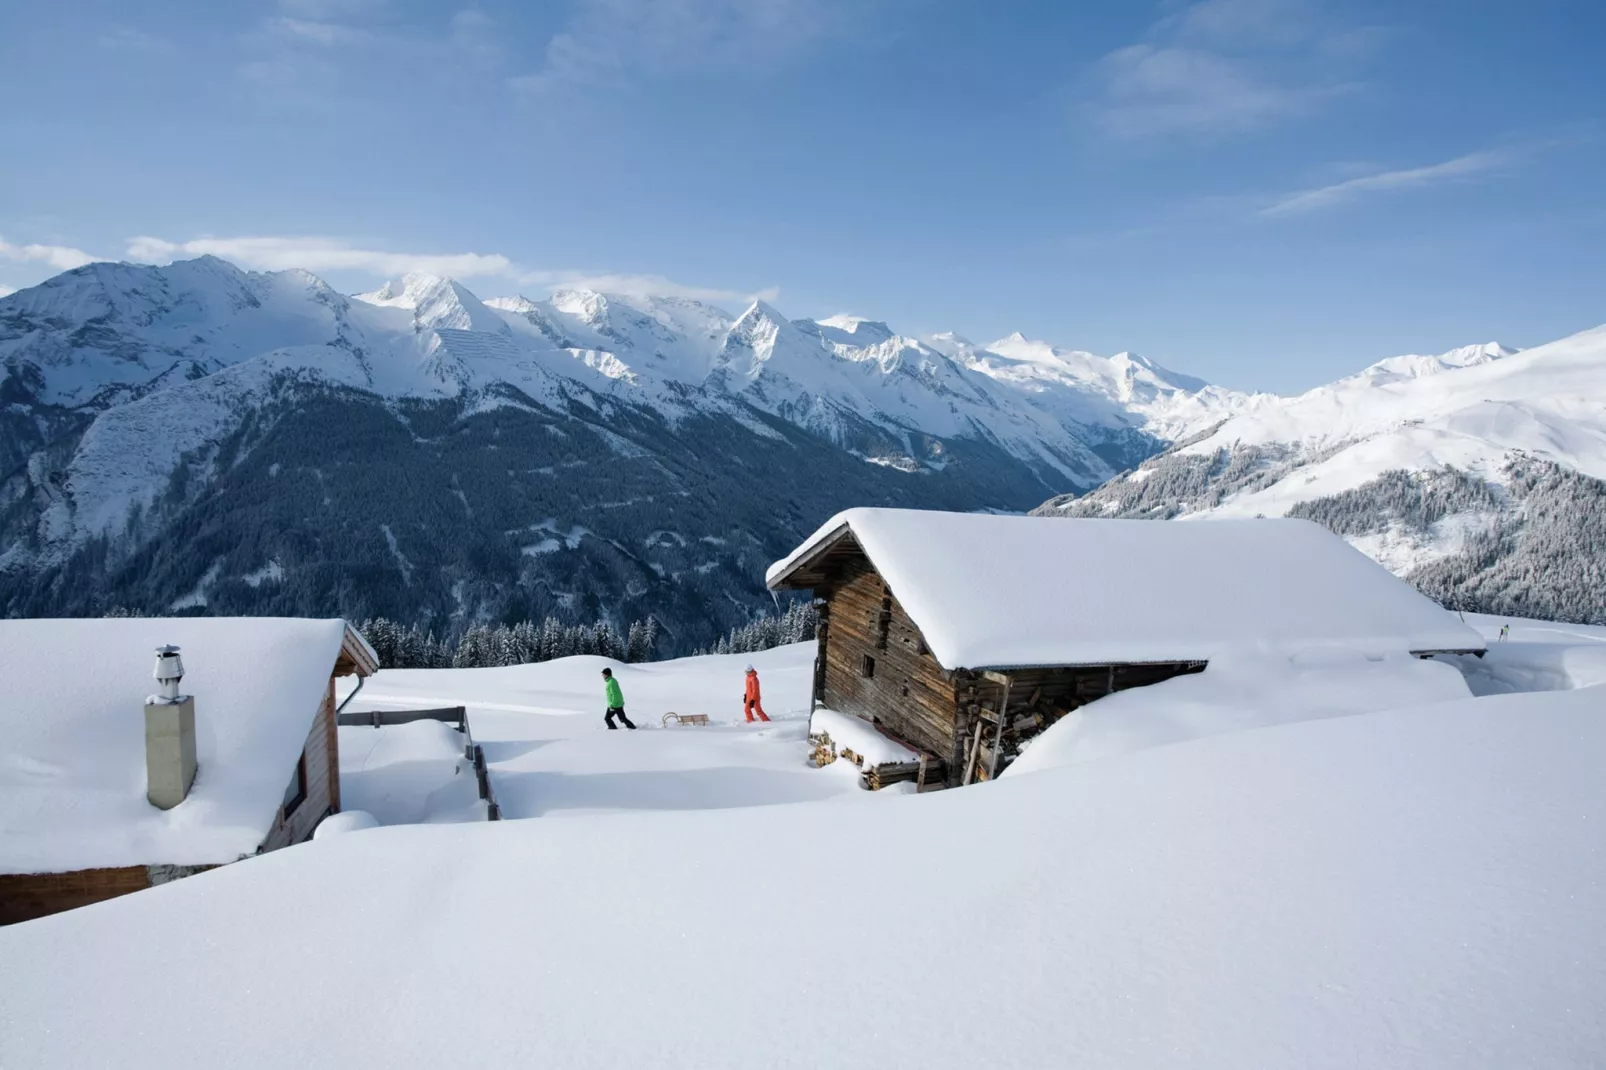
[[0, 618, 348, 874], [768, 509, 1483, 668]]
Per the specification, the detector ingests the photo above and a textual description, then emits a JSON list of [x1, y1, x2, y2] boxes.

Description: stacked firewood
[[808, 730, 838, 768], [961, 691, 1074, 783], [862, 759, 945, 791]]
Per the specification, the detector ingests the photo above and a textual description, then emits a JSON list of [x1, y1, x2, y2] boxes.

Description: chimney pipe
[[145, 645, 197, 810]]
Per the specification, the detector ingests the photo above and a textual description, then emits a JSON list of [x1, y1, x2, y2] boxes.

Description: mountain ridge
[[4, 254, 1593, 645]]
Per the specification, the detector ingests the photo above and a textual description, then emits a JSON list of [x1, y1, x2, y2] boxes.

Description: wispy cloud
[[1084, 0, 1378, 140], [0, 235, 97, 271], [518, 269, 780, 305], [0, 285, 16, 298], [1260, 150, 1510, 216], [242, 0, 502, 100], [125, 234, 776, 305], [274, 17, 368, 46], [97, 27, 176, 53], [512, 0, 862, 97], [127, 236, 513, 279]]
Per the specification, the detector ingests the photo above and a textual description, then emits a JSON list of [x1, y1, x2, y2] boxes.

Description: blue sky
[[2, 0, 1603, 392]]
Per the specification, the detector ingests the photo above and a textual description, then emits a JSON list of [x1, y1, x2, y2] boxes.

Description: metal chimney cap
[[155, 645, 181, 656]]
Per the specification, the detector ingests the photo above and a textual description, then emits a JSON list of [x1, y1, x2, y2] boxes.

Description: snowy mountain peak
[[740, 299, 791, 327], [1351, 340, 1521, 387], [549, 288, 611, 327], [482, 294, 541, 315], [812, 315, 896, 347], [355, 274, 507, 334]]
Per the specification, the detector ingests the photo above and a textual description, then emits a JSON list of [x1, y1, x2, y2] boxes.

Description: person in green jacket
[[601, 667, 636, 730]]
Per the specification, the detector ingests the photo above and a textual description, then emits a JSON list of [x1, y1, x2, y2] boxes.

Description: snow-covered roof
[[0, 618, 359, 875], [767, 509, 1484, 669]]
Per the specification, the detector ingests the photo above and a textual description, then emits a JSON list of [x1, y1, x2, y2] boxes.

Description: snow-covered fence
[[337, 706, 468, 736], [337, 706, 500, 819]]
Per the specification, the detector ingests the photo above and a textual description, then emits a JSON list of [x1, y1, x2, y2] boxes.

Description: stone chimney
[[145, 645, 197, 810]]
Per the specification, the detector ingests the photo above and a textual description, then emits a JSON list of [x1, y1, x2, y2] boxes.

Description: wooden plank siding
[[0, 866, 151, 926], [815, 554, 962, 772], [795, 533, 1209, 787], [259, 682, 340, 852]]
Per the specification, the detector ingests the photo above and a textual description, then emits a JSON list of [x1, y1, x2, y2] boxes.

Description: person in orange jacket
[[743, 664, 771, 723]]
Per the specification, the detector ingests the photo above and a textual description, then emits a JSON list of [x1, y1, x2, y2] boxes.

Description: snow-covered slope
[[1036, 325, 1606, 622], [4, 258, 1241, 643], [5, 254, 1603, 638], [1184, 327, 1605, 506], [2, 647, 1601, 1068], [2, 259, 1236, 597]]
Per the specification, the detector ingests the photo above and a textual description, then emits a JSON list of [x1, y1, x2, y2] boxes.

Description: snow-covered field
[[339, 644, 861, 822], [3, 627, 1604, 1068]]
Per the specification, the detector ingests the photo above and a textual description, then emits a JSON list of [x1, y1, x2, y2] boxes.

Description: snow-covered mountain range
[[1036, 328, 1606, 623], [2, 254, 1603, 640], [0, 256, 1220, 645]]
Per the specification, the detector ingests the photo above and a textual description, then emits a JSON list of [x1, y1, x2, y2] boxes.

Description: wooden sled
[[661, 712, 710, 727]]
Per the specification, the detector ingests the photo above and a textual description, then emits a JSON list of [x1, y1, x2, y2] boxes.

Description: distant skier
[[1499, 623, 1511, 642], [601, 667, 636, 730], [743, 664, 771, 723]]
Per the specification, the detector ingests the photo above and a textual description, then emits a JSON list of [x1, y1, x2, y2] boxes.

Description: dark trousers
[[606, 706, 636, 730]]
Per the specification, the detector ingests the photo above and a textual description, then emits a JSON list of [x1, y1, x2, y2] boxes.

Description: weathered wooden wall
[[955, 662, 1207, 780], [817, 555, 959, 766], [0, 866, 150, 926], [259, 682, 340, 852]]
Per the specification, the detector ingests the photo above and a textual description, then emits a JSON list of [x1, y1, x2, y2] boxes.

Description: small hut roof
[[767, 509, 1484, 670], [0, 617, 369, 874]]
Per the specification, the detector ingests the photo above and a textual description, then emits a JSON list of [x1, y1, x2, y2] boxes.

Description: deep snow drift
[[3, 624, 1603, 1068], [1, 682, 1602, 1069]]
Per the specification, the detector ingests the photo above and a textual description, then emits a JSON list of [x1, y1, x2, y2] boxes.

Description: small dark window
[[282, 753, 308, 815], [861, 654, 876, 678]]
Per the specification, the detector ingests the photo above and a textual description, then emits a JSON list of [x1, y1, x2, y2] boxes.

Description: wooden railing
[[336, 706, 501, 820]]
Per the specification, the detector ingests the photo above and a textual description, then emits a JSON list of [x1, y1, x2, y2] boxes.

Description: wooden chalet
[[769, 509, 1487, 788], [0, 618, 377, 925]]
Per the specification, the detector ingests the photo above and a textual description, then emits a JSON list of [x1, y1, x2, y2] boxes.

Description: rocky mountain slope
[[7, 254, 1601, 641], [1035, 327, 1606, 623], [0, 257, 1228, 649]]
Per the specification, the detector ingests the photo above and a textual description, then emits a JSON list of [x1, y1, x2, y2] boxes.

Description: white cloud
[[97, 27, 175, 52], [276, 0, 388, 18], [0, 235, 97, 271], [512, 0, 859, 96], [1085, 0, 1373, 140], [0, 284, 16, 298], [275, 18, 359, 46], [125, 234, 776, 305], [518, 268, 779, 305], [1261, 150, 1508, 216], [127, 236, 513, 278]]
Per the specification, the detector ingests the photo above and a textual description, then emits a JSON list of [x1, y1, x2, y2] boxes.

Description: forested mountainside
[[0, 257, 1222, 651], [1034, 317, 1606, 623], [7, 255, 1602, 646], [1038, 449, 1606, 625]]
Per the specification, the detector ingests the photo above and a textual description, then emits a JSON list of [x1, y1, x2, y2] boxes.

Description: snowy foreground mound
[[3, 671, 1603, 1067]]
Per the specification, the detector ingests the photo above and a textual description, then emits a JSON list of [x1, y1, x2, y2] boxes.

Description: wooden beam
[[987, 676, 1011, 780], [767, 523, 852, 590], [962, 720, 985, 786]]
